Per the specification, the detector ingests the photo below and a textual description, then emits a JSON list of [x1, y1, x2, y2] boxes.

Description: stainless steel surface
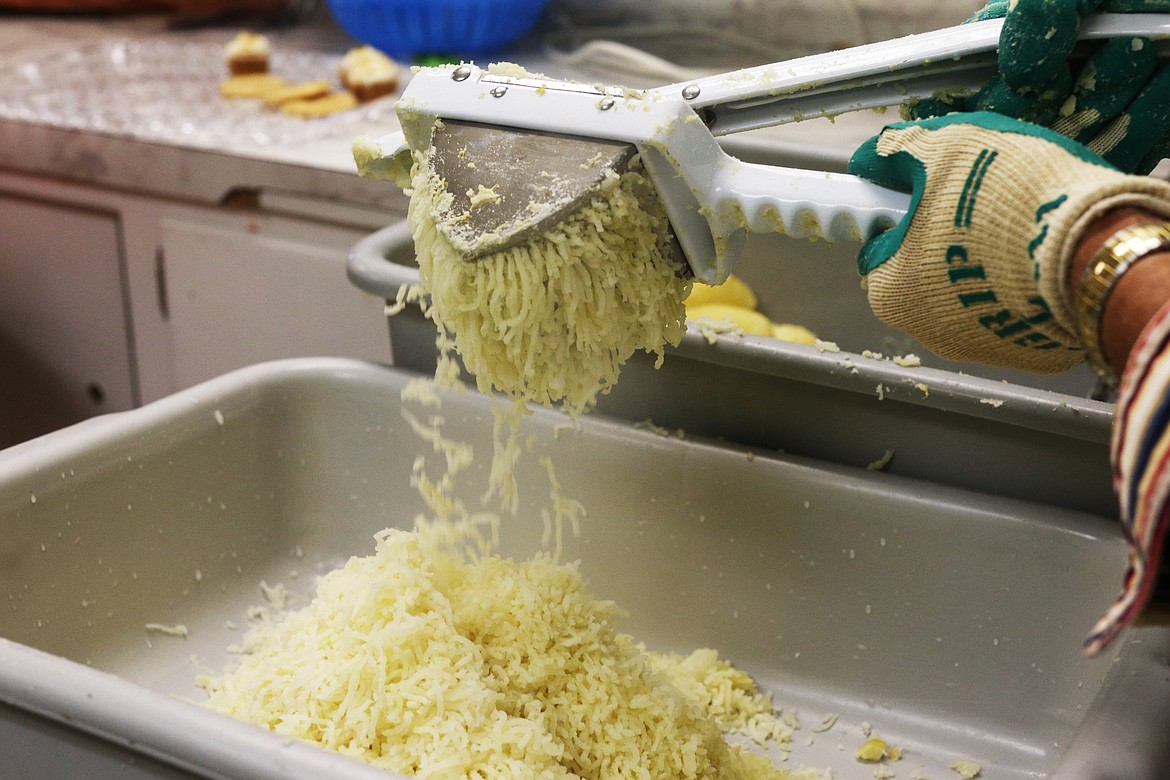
[[428, 119, 636, 260], [0, 357, 1167, 778], [0, 12, 404, 207]]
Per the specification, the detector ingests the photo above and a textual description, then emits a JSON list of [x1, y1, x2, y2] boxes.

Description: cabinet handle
[[155, 246, 170, 321]]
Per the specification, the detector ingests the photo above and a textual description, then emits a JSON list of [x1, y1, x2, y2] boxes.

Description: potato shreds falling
[[198, 528, 815, 780], [225, 103, 834, 780], [406, 149, 689, 417]]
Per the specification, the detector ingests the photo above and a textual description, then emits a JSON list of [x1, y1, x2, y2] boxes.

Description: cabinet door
[[161, 211, 391, 389], [0, 195, 136, 449]]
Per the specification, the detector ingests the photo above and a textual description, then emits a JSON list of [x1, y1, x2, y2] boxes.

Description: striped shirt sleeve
[[1085, 300, 1170, 656]]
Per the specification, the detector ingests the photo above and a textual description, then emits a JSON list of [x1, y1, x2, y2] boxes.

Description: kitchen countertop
[[0, 8, 889, 214], [0, 8, 410, 212]]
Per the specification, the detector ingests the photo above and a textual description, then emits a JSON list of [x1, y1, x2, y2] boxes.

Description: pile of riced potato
[[199, 527, 831, 780]]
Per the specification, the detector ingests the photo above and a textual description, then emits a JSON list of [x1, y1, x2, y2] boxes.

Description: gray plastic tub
[[0, 358, 1167, 779], [347, 222, 1117, 517]]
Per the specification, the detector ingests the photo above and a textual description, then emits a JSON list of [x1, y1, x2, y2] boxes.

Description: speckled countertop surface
[[0, 8, 409, 210]]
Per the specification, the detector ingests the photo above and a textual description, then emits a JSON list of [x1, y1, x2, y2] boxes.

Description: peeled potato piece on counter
[[219, 73, 287, 98], [280, 90, 358, 117], [262, 79, 333, 107]]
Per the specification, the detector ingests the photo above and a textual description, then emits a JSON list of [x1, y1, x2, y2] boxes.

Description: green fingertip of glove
[[902, 93, 971, 121], [998, 0, 1080, 90], [965, 0, 1009, 22], [1095, 66, 1170, 171], [971, 0, 1105, 20], [847, 141, 927, 275], [958, 0, 1168, 144], [1062, 36, 1159, 143]]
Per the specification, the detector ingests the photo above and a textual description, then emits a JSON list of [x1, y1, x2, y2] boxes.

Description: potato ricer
[[359, 14, 1170, 283]]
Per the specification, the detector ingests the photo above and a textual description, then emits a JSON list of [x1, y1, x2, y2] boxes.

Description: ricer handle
[[645, 145, 911, 284], [721, 161, 911, 242], [650, 15, 1170, 137]]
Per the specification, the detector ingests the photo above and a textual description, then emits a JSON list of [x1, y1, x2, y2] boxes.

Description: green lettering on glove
[[848, 112, 1170, 373]]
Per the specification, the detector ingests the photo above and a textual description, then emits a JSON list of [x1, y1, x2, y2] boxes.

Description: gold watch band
[[1075, 221, 1170, 387]]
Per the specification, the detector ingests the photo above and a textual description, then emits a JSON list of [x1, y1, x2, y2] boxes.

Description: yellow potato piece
[[262, 79, 333, 107], [770, 322, 818, 345], [952, 760, 982, 779], [687, 304, 773, 337], [220, 73, 287, 98], [684, 274, 758, 310], [280, 90, 358, 117], [855, 736, 888, 762]]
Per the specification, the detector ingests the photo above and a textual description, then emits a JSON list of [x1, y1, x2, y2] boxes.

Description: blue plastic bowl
[[327, 0, 550, 59]]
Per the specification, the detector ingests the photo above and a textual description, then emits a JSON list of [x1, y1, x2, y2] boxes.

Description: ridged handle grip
[[718, 161, 910, 243], [648, 147, 913, 283]]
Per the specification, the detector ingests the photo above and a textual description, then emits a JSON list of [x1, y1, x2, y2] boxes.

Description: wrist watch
[[1075, 221, 1170, 387]]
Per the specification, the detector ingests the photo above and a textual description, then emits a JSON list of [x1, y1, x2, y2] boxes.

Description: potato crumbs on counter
[[951, 760, 982, 779]]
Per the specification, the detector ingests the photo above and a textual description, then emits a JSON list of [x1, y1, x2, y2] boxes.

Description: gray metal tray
[[347, 222, 1117, 517], [1, 358, 1167, 779]]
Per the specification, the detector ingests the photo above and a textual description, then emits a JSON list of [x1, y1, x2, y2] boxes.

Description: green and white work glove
[[848, 112, 1170, 373], [906, 0, 1170, 174]]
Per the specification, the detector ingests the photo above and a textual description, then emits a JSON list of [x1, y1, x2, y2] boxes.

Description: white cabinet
[[0, 194, 136, 449], [160, 209, 390, 389], [0, 172, 401, 448]]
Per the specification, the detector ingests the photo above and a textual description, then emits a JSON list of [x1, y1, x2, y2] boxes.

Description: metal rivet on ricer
[[682, 84, 701, 100], [490, 86, 508, 98], [598, 97, 616, 111], [452, 65, 472, 81]]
